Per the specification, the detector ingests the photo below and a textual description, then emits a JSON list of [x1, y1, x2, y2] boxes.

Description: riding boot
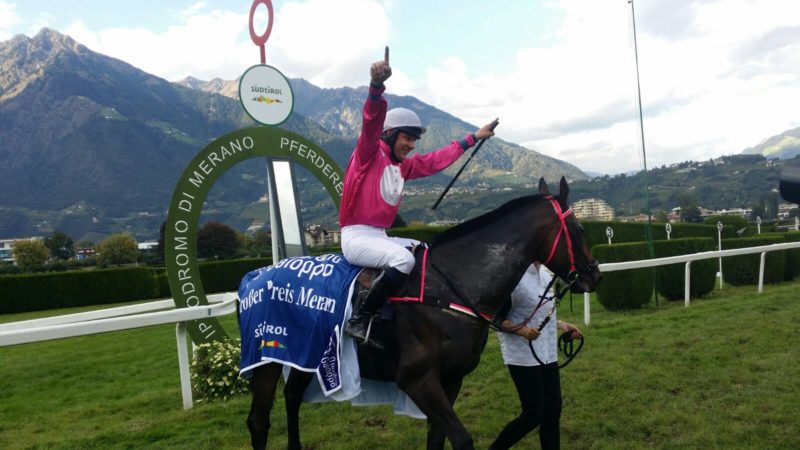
[[345, 267, 408, 349]]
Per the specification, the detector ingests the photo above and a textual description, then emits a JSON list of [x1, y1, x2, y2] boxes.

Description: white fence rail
[[3, 241, 799, 409], [582, 241, 800, 325], [0, 292, 238, 410]]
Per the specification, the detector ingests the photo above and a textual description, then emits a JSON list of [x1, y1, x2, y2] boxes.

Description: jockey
[[340, 48, 497, 346]]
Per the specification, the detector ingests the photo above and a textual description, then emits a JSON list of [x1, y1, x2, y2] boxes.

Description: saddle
[[352, 244, 427, 316]]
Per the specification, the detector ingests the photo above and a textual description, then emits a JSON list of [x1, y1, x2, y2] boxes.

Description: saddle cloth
[[237, 253, 425, 417], [238, 254, 361, 395]]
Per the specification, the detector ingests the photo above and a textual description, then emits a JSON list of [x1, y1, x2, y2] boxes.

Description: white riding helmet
[[383, 108, 426, 138]]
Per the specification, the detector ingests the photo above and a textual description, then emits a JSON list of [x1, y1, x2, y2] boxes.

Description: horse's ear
[[559, 176, 569, 205], [538, 177, 550, 195]]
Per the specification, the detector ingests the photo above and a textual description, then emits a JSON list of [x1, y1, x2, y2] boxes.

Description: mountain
[[568, 154, 787, 215], [0, 29, 329, 239], [175, 76, 588, 185], [741, 126, 800, 160], [0, 29, 588, 241], [177, 76, 239, 99]]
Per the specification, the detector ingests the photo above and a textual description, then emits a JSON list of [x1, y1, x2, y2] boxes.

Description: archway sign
[[165, 127, 344, 343]]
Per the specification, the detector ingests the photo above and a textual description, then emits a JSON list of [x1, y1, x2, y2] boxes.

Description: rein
[[506, 197, 587, 369]]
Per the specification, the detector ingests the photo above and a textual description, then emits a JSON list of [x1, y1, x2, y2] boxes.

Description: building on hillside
[[717, 208, 751, 218], [75, 247, 96, 260], [304, 224, 341, 248], [572, 198, 615, 221], [0, 237, 44, 264], [138, 241, 159, 253]]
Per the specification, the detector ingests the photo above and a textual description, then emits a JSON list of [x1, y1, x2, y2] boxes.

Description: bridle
[[429, 195, 598, 367], [512, 196, 598, 368], [542, 195, 599, 281]]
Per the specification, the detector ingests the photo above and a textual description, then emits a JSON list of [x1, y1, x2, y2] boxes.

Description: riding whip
[[431, 118, 499, 210]]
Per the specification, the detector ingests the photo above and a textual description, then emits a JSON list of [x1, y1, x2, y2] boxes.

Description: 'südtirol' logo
[[252, 94, 283, 104], [260, 339, 287, 349], [239, 64, 293, 125]]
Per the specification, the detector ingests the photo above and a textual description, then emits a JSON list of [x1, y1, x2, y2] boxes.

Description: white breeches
[[341, 225, 418, 274]]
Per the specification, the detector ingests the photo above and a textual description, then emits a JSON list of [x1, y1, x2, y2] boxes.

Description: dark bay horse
[[244, 177, 602, 449]]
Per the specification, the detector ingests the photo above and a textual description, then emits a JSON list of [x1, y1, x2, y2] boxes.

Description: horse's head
[[537, 177, 602, 293]]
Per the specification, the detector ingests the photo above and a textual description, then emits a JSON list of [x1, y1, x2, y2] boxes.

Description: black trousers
[[490, 362, 562, 450]]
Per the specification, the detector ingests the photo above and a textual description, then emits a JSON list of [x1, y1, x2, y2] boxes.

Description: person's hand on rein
[[515, 325, 540, 341], [558, 320, 582, 339], [370, 46, 392, 86]]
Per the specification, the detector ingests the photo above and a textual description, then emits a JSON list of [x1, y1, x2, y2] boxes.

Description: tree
[[197, 221, 239, 260], [767, 193, 780, 220], [750, 205, 765, 221], [44, 231, 75, 260], [13, 239, 50, 272], [157, 221, 166, 263], [75, 240, 94, 249], [96, 233, 138, 266], [676, 192, 702, 223], [654, 209, 667, 223], [251, 230, 271, 257], [681, 205, 702, 223]]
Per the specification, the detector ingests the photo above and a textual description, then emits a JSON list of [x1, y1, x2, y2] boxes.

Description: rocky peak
[[0, 28, 88, 100], [175, 76, 239, 99]]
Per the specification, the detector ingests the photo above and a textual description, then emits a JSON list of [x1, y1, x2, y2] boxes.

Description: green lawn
[[1, 283, 799, 449]]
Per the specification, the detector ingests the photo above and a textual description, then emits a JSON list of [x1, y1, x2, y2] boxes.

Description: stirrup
[[362, 316, 386, 350], [346, 315, 384, 350]]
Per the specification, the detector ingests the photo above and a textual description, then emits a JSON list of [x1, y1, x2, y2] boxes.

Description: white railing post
[[684, 261, 692, 307], [758, 252, 767, 293], [176, 322, 193, 410], [583, 292, 591, 325], [717, 222, 724, 290]]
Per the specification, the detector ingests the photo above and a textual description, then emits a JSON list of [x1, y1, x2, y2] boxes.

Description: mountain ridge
[[0, 28, 587, 241]]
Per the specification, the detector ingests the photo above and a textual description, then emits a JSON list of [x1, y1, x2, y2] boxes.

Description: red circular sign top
[[249, 0, 274, 46]]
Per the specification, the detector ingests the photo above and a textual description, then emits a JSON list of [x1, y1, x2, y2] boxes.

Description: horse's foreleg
[[247, 363, 282, 450], [401, 373, 474, 450], [424, 377, 465, 450], [284, 368, 314, 450]]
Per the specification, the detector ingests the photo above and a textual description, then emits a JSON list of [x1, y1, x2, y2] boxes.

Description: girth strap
[[387, 246, 495, 323]]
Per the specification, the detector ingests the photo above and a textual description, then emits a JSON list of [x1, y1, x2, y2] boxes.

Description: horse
[[243, 176, 602, 450]]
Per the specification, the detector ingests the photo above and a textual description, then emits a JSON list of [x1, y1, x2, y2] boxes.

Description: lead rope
[[522, 271, 584, 369]]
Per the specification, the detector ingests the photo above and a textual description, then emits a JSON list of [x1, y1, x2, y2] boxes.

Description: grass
[[1, 283, 799, 449]]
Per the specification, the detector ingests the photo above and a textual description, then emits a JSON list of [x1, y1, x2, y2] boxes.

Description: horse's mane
[[431, 194, 548, 248]]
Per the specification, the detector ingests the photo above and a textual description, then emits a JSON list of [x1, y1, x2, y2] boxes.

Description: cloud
[[0, 1, 21, 40], [8, 0, 799, 176], [57, 0, 392, 88], [414, 0, 800, 175], [265, 0, 391, 88]]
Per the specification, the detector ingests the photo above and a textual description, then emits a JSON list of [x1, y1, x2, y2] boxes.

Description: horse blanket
[[238, 254, 362, 396]]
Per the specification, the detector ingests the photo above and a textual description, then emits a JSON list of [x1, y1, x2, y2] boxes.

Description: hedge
[[198, 257, 272, 294], [582, 221, 722, 248], [758, 232, 800, 281], [0, 267, 160, 315], [591, 242, 653, 310], [0, 257, 276, 315], [652, 238, 717, 300], [720, 235, 786, 286]]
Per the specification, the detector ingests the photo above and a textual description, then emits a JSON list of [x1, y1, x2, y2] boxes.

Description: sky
[[2, 0, 799, 175]]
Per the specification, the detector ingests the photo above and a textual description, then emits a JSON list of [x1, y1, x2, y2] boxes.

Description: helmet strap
[[382, 129, 402, 163]]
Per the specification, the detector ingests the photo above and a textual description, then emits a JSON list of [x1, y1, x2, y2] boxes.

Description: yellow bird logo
[[252, 95, 283, 104]]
